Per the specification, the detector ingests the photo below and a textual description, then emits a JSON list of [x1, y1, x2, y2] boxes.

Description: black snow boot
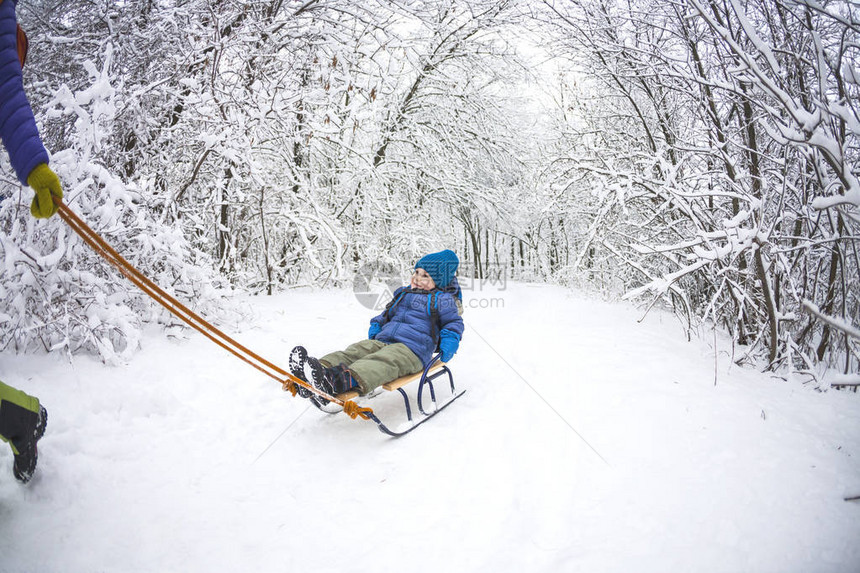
[[324, 364, 359, 395], [13, 405, 47, 484], [288, 345, 313, 399], [306, 359, 358, 397], [305, 356, 334, 406]]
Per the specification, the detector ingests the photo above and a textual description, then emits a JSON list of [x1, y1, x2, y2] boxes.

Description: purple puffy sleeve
[[0, 0, 48, 185]]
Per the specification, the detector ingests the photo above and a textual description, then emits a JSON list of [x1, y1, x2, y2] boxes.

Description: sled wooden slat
[[383, 361, 447, 391], [335, 361, 448, 401]]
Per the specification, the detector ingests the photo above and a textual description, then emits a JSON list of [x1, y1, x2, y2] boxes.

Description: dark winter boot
[[288, 346, 313, 399], [305, 356, 334, 406], [13, 405, 47, 484], [324, 364, 359, 395]]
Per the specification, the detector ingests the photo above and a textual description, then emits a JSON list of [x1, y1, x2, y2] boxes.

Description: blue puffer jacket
[[0, 0, 49, 185], [370, 286, 464, 366]]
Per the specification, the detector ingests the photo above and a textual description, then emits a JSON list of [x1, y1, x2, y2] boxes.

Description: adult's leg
[[0, 380, 40, 455], [0, 380, 45, 483]]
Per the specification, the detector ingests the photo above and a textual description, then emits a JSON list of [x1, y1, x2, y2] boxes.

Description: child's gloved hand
[[28, 163, 63, 218], [439, 329, 460, 362], [368, 322, 381, 339]]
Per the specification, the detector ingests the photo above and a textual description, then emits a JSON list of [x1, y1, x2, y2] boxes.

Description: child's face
[[411, 268, 436, 290]]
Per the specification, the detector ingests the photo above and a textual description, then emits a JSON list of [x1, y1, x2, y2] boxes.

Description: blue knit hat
[[415, 249, 459, 288]]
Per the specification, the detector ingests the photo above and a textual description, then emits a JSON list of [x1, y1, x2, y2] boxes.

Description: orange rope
[[342, 400, 373, 420], [55, 199, 359, 414]]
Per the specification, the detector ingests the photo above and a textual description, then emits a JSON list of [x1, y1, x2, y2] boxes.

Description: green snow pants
[[0, 380, 41, 455], [320, 339, 423, 394]]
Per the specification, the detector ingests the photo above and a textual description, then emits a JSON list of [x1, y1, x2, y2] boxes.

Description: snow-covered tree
[[535, 0, 859, 378], [3, 0, 854, 378]]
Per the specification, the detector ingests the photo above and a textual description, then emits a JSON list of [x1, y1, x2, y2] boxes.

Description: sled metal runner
[[311, 354, 465, 437]]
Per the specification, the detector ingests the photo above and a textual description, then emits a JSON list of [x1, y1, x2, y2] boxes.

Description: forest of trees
[[0, 0, 857, 382]]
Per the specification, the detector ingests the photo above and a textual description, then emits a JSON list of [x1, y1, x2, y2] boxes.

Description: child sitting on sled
[[291, 249, 464, 398]]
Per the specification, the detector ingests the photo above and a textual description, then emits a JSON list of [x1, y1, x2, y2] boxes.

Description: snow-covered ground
[[1, 283, 858, 573]]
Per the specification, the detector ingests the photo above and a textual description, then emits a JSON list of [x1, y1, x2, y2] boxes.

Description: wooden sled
[[312, 354, 465, 437]]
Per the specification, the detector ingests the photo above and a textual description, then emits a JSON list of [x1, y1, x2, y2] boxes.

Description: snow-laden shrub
[[0, 49, 234, 364]]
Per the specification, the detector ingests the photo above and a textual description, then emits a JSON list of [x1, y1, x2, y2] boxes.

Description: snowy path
[[1, 284, 858, 572]]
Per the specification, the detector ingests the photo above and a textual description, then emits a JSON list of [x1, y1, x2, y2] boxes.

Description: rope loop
[[342, 400, 373, 420], [281, 380, 298, 396]]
